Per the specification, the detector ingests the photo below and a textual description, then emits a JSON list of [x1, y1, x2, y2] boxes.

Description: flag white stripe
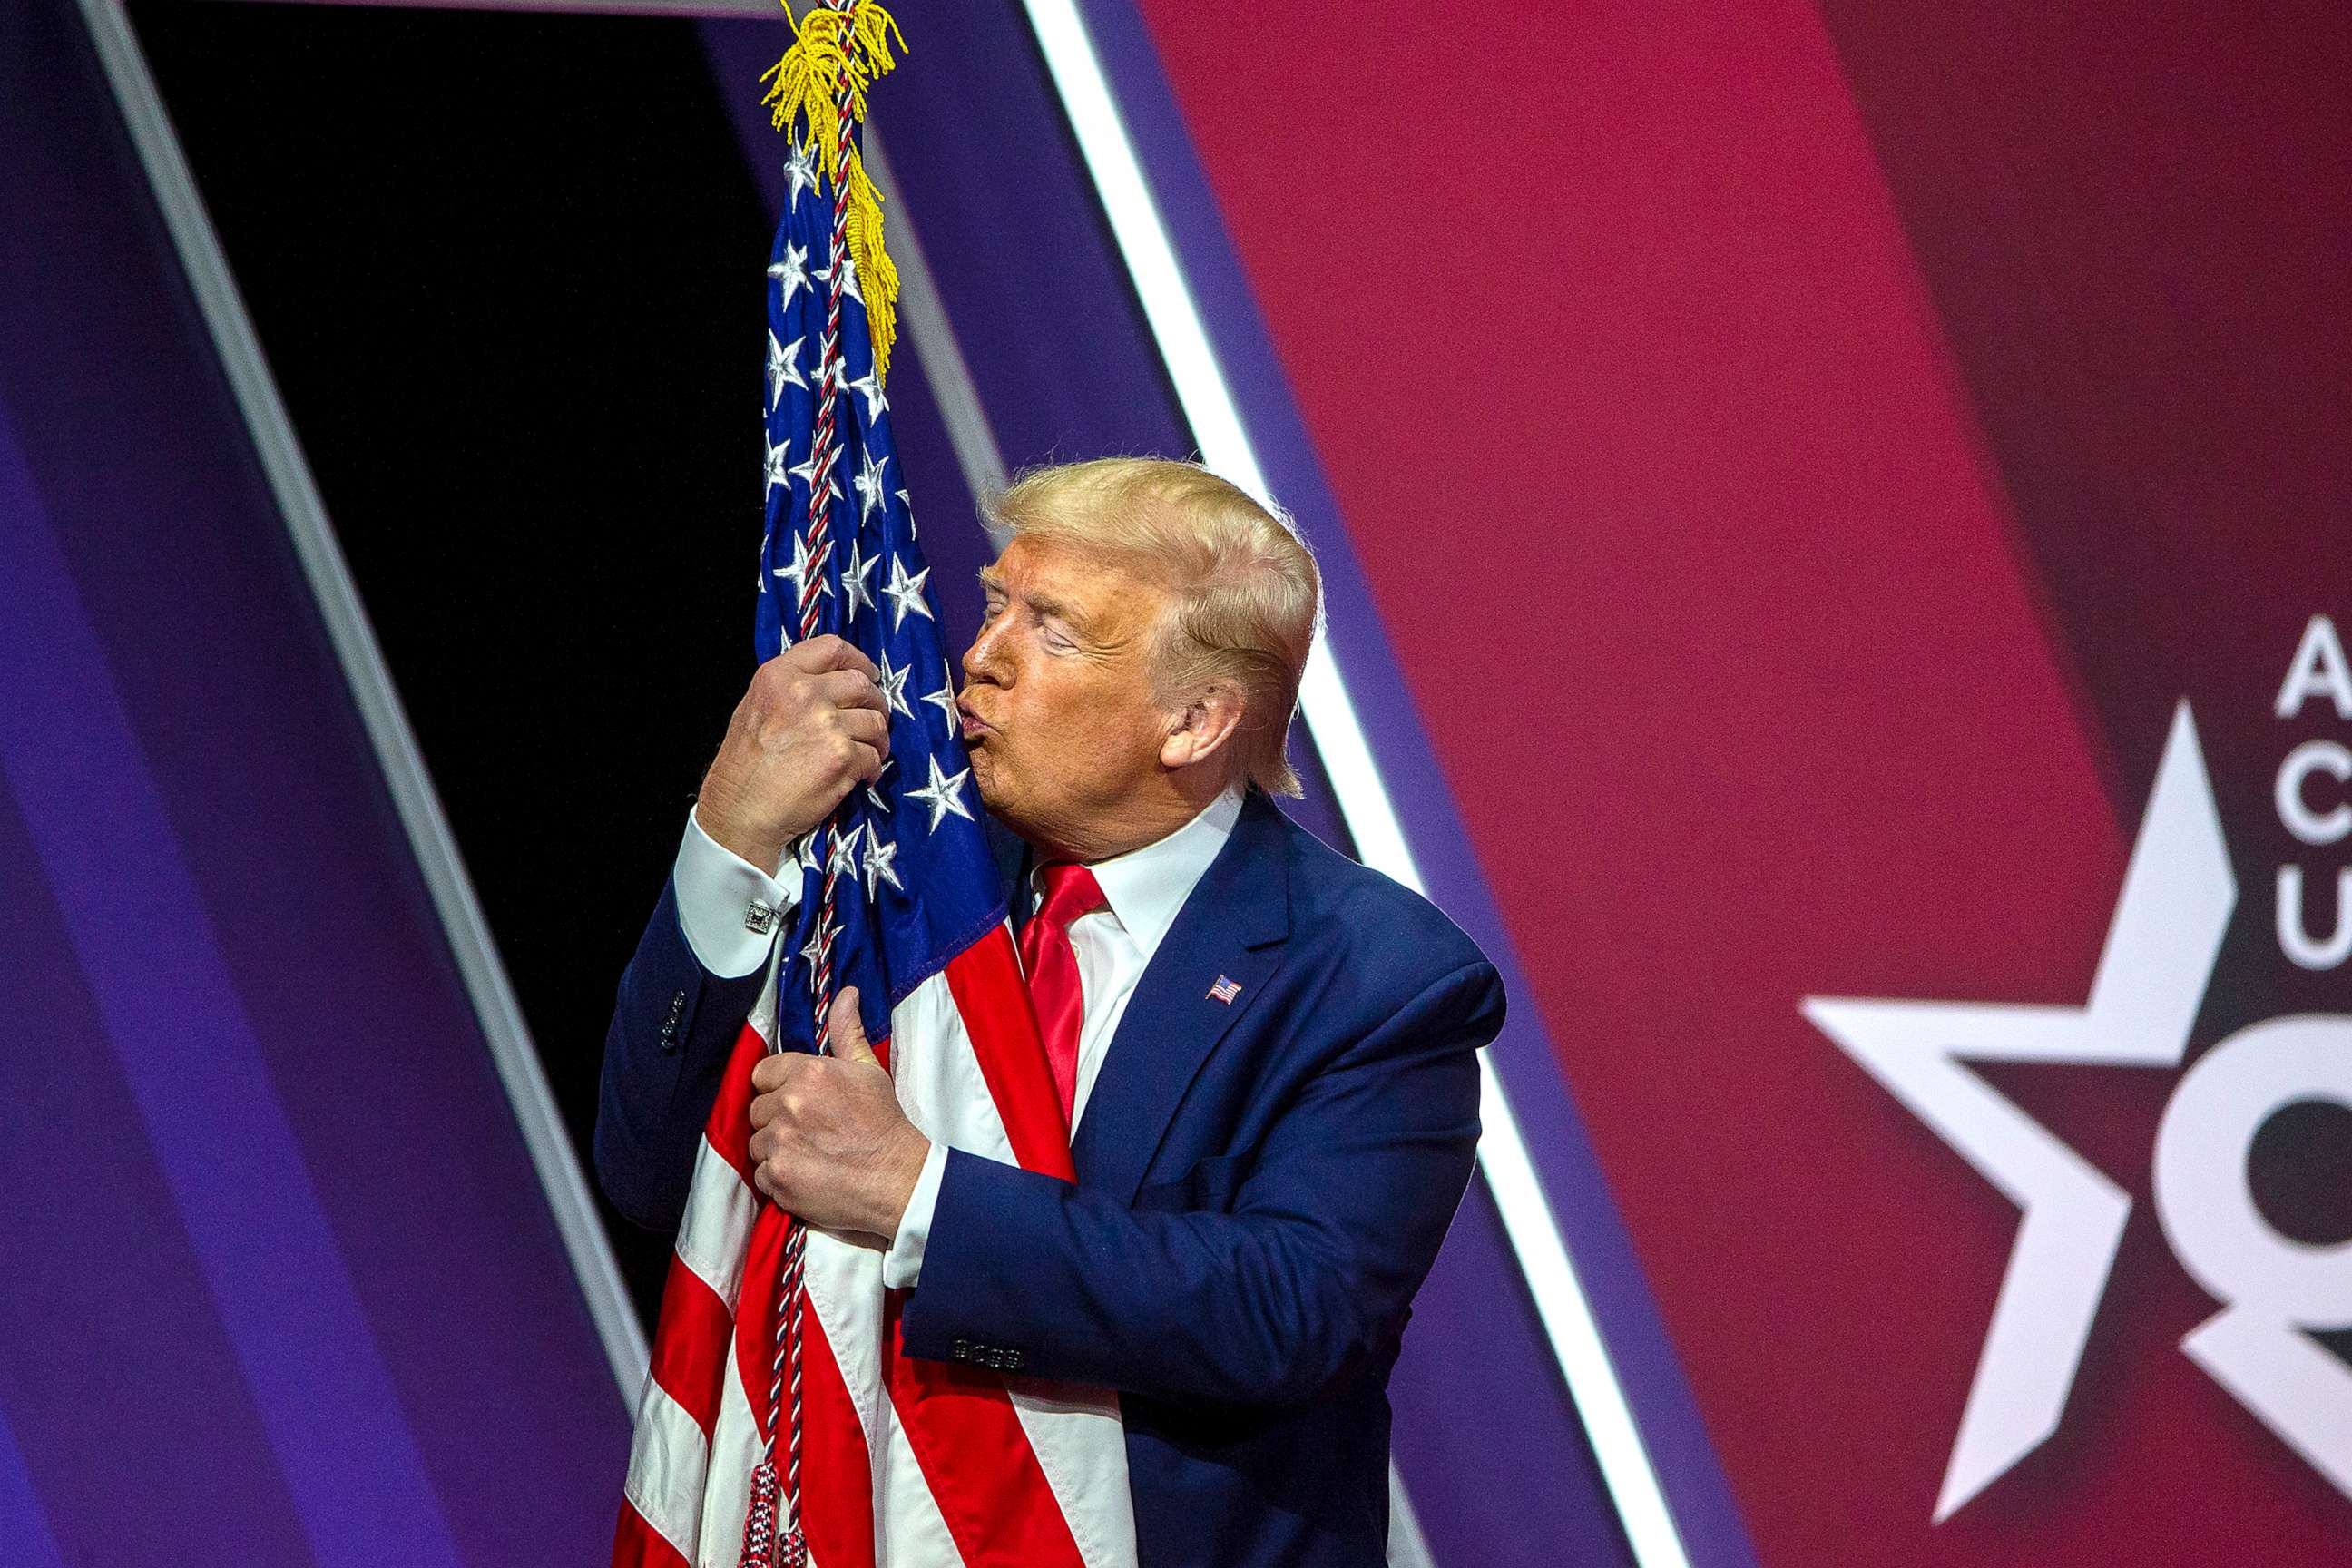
[[877, 1378, 965, 1567], [624, 1375, 711, 1564], [675, 1136, 758, 1311]]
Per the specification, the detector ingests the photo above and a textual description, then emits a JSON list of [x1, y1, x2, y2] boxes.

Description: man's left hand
[[748, 987, 929, 1240]]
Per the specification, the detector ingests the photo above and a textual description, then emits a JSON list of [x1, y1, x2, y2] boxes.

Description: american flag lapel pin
[[1208, 974, 1242, 1004]]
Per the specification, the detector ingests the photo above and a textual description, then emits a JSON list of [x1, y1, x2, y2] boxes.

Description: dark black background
[[131, 1, 884, 1322]]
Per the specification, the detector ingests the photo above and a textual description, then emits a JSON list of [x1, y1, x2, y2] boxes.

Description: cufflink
[[744, 898, 781, 935]]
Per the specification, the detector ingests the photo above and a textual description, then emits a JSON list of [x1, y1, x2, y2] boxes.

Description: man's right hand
[[694, 635, 889, 873]]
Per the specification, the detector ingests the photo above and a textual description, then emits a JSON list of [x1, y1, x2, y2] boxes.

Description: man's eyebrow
[[1026, 590, 1088, 632], [974, 568, 1093, 635]]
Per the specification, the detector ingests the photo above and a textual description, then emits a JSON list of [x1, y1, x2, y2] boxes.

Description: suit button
[[1003, 1350, 1024, 1373], [951, 1338, 970, 1362]]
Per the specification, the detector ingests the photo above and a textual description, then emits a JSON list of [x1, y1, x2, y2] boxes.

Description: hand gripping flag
[[612, 5, 1135, 1565]]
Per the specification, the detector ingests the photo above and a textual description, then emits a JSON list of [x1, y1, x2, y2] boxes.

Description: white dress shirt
[[670, 789, 1245, 1289]]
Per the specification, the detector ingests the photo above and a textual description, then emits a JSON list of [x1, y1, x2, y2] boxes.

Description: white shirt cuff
[[881, 1141, 948, 1289], [673, 806, 799, 979]]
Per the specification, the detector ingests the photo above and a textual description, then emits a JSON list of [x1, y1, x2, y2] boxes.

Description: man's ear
[[1160, 681, 1245, 773]]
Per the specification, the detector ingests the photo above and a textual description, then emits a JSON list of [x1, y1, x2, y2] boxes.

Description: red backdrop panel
[[1133, 0, 2351, 1562]]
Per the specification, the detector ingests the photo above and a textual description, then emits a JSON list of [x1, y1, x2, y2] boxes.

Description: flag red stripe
[[883, 1290, 1089, 1568], [703, 1020, 767, 1185], [649, 1249, 734, 1438], [612, 1498, 693, 1568], [793, 1286, 878, 1568], [734, 1203, 878, 1568], [944, 928, 1076, 1181]]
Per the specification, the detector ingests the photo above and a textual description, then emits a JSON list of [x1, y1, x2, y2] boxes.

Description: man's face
[[956, 533, 1174, 852]]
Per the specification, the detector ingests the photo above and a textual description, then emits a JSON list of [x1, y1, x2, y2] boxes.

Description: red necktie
[[1019, 863, 1106, 1125]]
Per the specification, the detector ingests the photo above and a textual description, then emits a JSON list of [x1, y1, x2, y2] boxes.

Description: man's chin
[[967, 749, 1006, 813], [968, 756, 1044, 845]]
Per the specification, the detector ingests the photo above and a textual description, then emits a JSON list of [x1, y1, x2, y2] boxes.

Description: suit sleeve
[[593, 811, 794, 1231], [897, 956, 1503, 1408]]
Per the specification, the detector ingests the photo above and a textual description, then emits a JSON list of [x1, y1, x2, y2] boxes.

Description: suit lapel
[[1072, 794, 1292, 1203]]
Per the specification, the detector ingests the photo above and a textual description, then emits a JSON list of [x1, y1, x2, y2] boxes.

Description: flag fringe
[[761, 0, 904, 383]]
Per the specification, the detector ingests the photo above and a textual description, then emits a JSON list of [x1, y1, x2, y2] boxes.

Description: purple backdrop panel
[[0, 0, 629, 1558], [0, 412, 463, 1568], [0, 1406, 65, 1568]]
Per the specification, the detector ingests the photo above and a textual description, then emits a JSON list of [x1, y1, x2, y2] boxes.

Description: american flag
[[612, 14, 1135, 1565]]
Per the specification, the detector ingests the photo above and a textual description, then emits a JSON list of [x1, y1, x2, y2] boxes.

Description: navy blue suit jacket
[[597, 793, 1504, 1566]]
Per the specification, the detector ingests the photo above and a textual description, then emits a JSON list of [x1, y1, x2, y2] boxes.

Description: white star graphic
[[853, 451, 892, 523], [846, 368, 888, 421], [905, 754, 974, 833], [839, 539, 878, 622], [766, 332, 806, 409], [782, 142, 819, 208], [791, 830, 821, 877], [862, 830, 902, 900], [768, 241, 810, 310], [1802, 703, 2236, 1523], [882, 554, 933, 632], [874, 647, 913, 720], [896, 487, 916, 539], [771, 530, 831, 605], [864, 755, 896, 815]]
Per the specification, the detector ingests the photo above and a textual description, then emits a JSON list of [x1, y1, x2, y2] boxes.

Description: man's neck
[[1026, 776, 1238, 865]]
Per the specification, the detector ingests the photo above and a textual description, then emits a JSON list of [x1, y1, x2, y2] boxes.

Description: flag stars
[[766, 332, 806, 409], [768, 241, 810, 310], [821, 251, 862, 306], [788, 447, 830, 508], [906, 755, 974, 832], [862, 831, 902, 900], [847, 368, 888, 422], [840, 539, 878, 622], [920, 663, 959, 728], [828, 821, 864, 881], [763, 432, 794, 497], [773, 529, 832, 604], [799, 905, 839, 975], [883, 555, 933, 632], [782, 142, 819, 208], [875, 648, 914, 720], [854, 451, 892, 523]]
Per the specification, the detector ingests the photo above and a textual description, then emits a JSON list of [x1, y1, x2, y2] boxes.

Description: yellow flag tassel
[[761, 0, 906, 384]]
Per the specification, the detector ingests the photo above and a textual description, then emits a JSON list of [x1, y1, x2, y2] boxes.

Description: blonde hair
[[985, 457, 1321, 797]]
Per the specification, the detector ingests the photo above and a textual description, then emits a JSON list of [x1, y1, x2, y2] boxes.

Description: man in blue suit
[[598, 458, 1504, 1566]]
